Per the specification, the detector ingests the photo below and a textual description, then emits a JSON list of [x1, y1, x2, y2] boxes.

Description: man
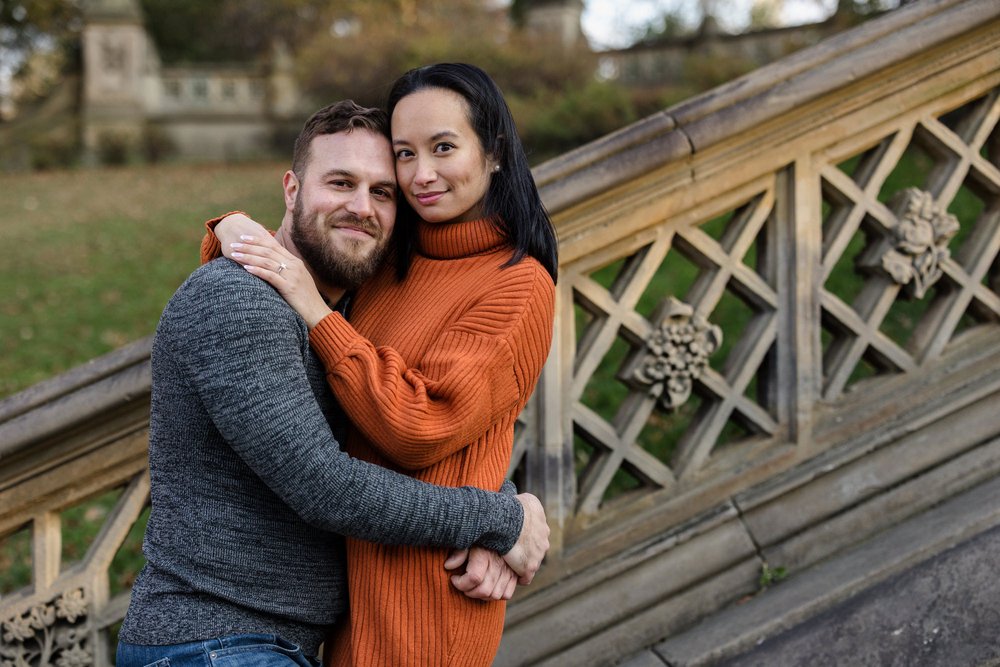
[[116, 101, 549, 667]]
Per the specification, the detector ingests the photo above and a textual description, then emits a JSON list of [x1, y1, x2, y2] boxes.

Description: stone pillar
[[80, 0, 150, 163], [267, 40, 300, 121], [523, 0, 585, 49]]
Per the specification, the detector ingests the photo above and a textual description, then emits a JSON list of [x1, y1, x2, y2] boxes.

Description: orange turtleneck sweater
[[201, 216, 554, 666]]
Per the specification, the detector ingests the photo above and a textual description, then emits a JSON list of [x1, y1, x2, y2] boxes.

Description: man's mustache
[[330, 213, 382, 239]]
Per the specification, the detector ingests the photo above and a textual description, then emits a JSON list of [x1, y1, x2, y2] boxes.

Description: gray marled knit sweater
[[119, 259, 523, 656]]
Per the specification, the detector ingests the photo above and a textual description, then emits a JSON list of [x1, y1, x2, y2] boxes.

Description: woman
[[205, 63, 557, 665]]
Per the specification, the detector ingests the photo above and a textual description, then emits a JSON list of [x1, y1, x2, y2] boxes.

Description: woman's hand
[[444, 547, 517, 601], [230, 235, 333, 328], [216, 213, 269, 260]]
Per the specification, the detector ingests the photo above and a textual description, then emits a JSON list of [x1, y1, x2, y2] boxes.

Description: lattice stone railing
[[504, 0, 1000, 566], [2, 2, 999, 665], [496, 5, 999, 654], [819, 101, 1000, 397]]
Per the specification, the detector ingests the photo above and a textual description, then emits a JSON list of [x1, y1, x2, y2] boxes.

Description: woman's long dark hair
[[387, 63, 558, 283]]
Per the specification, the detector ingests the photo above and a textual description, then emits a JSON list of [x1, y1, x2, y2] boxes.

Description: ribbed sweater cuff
[[468, 487, 523, 554], [308, 312, 358, 367]]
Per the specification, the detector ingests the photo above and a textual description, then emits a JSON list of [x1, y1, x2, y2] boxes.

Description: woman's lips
[[414, 191, 445, 205]]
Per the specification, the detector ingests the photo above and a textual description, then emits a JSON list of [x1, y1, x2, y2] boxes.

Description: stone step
[[622, 473, 1000, 666]]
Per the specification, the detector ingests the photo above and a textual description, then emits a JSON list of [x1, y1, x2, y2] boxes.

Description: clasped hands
[[450, 492, 549, 601]]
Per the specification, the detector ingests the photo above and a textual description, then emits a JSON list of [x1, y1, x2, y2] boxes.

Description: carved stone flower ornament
[[629, 298, 722, 410], [880, 188, 960, 299], [1, 589, 91, 667]]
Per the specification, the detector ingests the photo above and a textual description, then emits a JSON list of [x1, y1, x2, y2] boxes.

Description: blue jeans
[[116, 633, 319, 667]]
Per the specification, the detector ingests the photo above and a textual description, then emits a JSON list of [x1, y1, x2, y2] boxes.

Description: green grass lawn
[[0, 161, 289, 398]]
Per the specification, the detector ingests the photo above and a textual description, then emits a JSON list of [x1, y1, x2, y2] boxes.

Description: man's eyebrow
[[392, 130, 459, 146], [321, 169, 354, 179], [374, 179, 397, 190]]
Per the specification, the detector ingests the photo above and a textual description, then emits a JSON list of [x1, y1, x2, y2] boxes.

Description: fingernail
[[230, 242, 243, 249], [240, 235, 256, 241], [232, 251, 244, 258]]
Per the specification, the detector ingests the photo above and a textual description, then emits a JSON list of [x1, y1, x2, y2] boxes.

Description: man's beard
[[290, 197, 390, 291]]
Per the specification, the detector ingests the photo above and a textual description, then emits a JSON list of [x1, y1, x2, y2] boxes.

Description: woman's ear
[[489, 134, 505, 166]]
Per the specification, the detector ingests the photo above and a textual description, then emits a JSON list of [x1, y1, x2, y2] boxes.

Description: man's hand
[[502, 493, 549, 585], [445, 547, 517, 601]]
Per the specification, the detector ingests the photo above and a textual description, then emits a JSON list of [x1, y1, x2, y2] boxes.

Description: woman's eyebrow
[[393, 130, 459, 146]]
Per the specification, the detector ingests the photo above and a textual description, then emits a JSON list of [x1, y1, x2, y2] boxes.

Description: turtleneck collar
[[415, 218, 508, 260]]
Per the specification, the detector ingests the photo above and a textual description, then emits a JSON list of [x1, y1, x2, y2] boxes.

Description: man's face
[[287, 130, 397, 290]]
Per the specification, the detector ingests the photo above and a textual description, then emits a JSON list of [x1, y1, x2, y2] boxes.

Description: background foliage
[[0, 0, 763, 166], [1, 0, 898, 167]]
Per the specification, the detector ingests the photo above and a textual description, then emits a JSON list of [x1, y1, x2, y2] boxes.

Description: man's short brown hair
[[291, 100, 389, 178]]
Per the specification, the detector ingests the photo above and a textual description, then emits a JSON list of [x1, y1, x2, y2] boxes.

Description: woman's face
[[391, 87, 495, 225]]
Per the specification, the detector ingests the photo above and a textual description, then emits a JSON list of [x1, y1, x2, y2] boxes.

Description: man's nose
[[346, 189, 373, 218]]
